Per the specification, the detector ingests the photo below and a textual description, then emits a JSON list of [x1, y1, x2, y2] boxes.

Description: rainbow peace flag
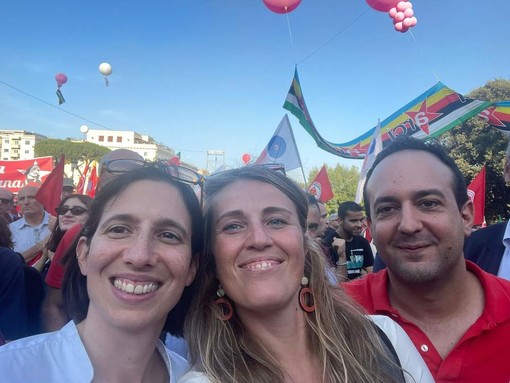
[[284, 68, 510, 159]]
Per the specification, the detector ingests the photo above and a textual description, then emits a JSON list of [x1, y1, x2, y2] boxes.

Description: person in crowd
[[9, 185, 56, 267], [0, 162, 204, 382], [42, 149, 144, 332], [462, 140, 510, 280], [0, 219, 30, 342], [323, 201, 374, 281], [41, 194, 92, 331], [316, 199, 328, 236], [305, 193, 323, 239], [344, 137, 510, 382], [61, 178, 75, 198], [0, 187, 16, 223], [180, 165, 433, 383]]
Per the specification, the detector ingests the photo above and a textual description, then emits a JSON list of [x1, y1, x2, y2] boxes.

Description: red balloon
[[263, 0, 301, 14], [55, 73, 68, 88], [242, 153, 251, 164], [365, 0, 399, 12]]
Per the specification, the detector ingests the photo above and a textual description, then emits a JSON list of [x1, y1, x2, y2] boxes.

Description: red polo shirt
[[343, 261, 510, 383]]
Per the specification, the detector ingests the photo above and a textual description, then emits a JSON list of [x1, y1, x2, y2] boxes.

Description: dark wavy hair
[[0, 219, 13, 249], [62, 162, 204, 336], [47, 194, 93, 252]]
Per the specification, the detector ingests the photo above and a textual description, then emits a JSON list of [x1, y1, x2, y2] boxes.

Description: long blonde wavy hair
[[184, 166, 403, 383]]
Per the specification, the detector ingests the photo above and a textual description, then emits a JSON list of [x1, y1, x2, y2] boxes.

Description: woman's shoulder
[[177, 370, 212, 383], [0, 321, 93, 382]]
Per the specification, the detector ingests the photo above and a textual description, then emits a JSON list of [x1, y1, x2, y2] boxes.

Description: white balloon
[[99, 62, 112, 76], [79, 125, 89, 133]]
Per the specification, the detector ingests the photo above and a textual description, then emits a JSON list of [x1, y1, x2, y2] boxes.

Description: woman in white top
[[180, 165, 433, 383], [0, 162, 204, 383]]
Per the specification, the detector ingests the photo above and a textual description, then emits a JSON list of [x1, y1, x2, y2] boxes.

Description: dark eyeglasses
[[0, 198, 12, 205], [55, 206, 89, 216], [102, 159, 204, 186]]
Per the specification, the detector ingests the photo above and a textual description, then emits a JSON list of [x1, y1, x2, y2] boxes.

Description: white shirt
[[498, 221, 510, 280], [9, 211, 51, 253], [0, 321, 190, 383], [178, 315, 433, 383]]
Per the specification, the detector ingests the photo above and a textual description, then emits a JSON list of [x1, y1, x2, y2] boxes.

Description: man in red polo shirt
[[343, 137, 510, 383]]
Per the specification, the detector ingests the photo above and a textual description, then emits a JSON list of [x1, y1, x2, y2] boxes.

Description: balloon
[[55, 73, 68, 88], [396, 1, 408, 12], [403, 7, 414, 17], [409, 16, 417, 26], [394, 21, 403, 31], [99, 62, 112, 76], [262, 0, 301, 14], [394, 11, 405, 22], [365, 0, 398, 12], [242, 153, 251, 164], [388, 7, 397, 18]]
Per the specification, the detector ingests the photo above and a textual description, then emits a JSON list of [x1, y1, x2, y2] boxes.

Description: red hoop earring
[[299, 287, 316, 313], [214, 297, 234, 321]]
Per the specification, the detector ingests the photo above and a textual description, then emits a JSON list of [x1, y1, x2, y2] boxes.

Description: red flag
[[35, 155, 65, 215], [85, 162, 98, 198], [75, 160, 89, 194], [308, 165, 334, 203], [467, 165, 486, 226]]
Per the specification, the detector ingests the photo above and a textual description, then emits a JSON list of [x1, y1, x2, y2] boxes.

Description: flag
[[35, 155, 65, 215], [467, 165, 486, 226], [85, 161, 98, 198], [75, 161, 89, 194], [308, 165, 334, 203], [56, 89, 65, 105], [284, 67, 500, 159], [255, 114, 303, 172], [355, 119, 383, 203], [169, 152, 181, 166]]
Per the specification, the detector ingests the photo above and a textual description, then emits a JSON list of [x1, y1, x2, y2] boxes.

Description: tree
[[308, 164, 360, 213], [34, 139, 111, 163], [440, 78, 510, 223]]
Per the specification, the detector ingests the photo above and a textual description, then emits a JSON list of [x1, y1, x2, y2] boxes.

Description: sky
[[1, 0, 509, 180]]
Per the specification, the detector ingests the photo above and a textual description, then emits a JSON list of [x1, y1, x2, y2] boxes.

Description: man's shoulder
[[468, 221, 507, 240], [342, 271, 388, 313], [8, 217, 26, 230]]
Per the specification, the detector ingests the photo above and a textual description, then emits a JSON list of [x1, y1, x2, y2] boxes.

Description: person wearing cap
[[61, 178, 75, 198]]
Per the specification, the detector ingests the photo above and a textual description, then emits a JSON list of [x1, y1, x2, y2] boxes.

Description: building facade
[[84, 129, 175, 161], [0, 130, 48, 161]]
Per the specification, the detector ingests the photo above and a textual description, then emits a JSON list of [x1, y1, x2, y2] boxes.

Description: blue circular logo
[[267, 135, 286, 158]]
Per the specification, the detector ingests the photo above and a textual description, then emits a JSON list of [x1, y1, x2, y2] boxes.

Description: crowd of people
[[0, 138, 509, 382]]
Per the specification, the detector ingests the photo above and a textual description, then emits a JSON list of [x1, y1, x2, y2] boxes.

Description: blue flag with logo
[[255, 114, 303, 172]]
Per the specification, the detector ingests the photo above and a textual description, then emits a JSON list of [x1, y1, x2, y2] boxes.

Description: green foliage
[[308, 164, 360, 214], [440, 78, 510, 223], [34, 139, 111, 163]]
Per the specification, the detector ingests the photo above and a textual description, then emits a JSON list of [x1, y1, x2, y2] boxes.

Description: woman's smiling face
[[77, 179, 196, 331], [212, 179, 306, 317]]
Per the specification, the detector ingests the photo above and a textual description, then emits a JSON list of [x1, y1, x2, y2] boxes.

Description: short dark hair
[[62, 162, 204, 336], [338, 201, 363, 219], [306, 193, 320, 211], [0, 219, 13, 248], [362, 137, 468, 219]]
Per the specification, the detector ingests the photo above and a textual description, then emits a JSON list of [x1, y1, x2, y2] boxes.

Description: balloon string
[[297, 9, 369, 65], [104, 77, 109, 87], [285, 9, 296, 65], [409, 29, 440, 83]]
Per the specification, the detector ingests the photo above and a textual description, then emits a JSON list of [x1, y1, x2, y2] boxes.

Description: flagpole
[[285, 114, 307, 187], [300, 164, 307, 189]]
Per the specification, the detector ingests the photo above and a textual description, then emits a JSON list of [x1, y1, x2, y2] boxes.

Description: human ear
[[76, 236, 90, 276], [184, 255, 198, 286], [460, 200, 475, 237]]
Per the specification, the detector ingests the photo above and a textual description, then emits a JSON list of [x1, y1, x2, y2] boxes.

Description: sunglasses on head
[[55, 206, 89, 216]]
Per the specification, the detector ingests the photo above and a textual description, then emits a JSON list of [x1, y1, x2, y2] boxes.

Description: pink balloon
[[388, 7, 397, 18], [406, 1, 413, 8], [400, 25, 409, 33], [409, 16, 417, 26], [394, 11, 405, 22], [396, 1, 408, 12], [242, 153, 251, 164], [403, 7, 414, 17], [394, 21, 403, 31], [55, 73, 68, 88], [262, 0, 301, 14], [403, 17, 413, 27], [365, 0, 398, 12]]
